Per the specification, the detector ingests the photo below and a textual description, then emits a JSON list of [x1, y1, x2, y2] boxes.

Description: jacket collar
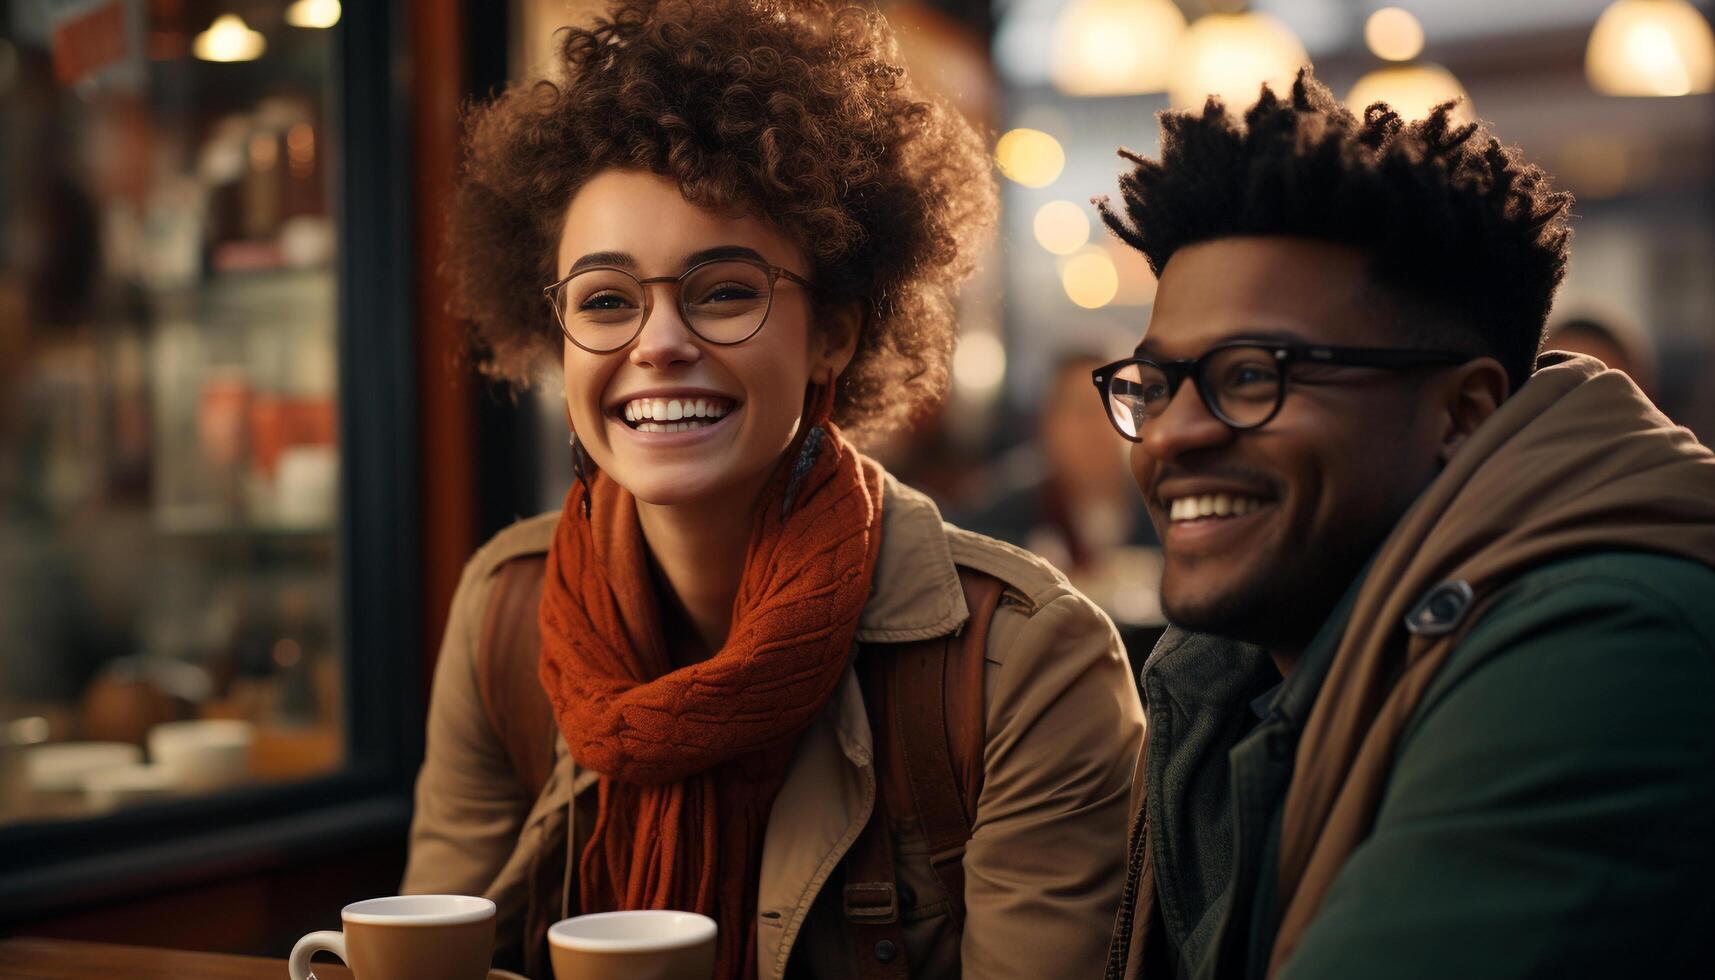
[[854, 472, 968, 644]]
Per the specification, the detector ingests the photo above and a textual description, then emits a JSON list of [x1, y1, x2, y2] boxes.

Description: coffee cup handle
[[288, 930, 347, 980]]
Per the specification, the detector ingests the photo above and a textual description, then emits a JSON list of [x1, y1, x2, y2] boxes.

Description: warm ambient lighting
[[1365, 7, 1425, 63], [193, 15, 265, 63], [285, 0, 342, 29], [995, 128, 1066, 188], [1033, 201, 1091, 255], [1586, 0, 1715, 96], [1062, 249, 1120, 309], [952, 332, 1007, 395], [1051, 0, 1187, 96], [1170, 12, 1310, 111], [1348, 65, 1473, 124], [1349, 7, 1473, 124]]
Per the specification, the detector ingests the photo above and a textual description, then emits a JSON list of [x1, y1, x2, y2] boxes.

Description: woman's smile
[[613, 391, 740, 432], [607, 388, 744, 447]]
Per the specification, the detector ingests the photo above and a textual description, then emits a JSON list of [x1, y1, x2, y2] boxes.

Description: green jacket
[[1140, 551, 1715, 980], [1116, 355, 1715, 979]]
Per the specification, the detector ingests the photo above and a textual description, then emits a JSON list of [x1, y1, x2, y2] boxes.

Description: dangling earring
[[566, 414, 592, 520], [782, 380, 836, 516]]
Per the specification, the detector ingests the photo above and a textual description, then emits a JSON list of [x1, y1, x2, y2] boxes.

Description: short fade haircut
[[1097, 69, 1573, 394]]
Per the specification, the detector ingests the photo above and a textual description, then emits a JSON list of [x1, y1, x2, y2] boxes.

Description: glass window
[[1, 5, 344, 826]]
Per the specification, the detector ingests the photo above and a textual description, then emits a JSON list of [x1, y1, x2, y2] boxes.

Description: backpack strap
[[476, 553, 560, 979], [842, 755, 911, 979], [888, 566, 1003, 926], [842, 566, 1006, 975]]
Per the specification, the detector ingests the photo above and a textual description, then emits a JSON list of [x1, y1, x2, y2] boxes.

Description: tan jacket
[[403, 473, 1145, 979]]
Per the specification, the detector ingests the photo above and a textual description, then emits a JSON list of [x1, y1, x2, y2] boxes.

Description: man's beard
[[1161, 529, 1381, 651]]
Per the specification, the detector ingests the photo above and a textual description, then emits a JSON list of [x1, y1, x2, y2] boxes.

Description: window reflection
[[0, 7, 343, 825]]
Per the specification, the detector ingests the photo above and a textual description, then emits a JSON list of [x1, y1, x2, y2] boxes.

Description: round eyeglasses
[[1091, 342, 1470, 441], [543, 257, 813, 354]]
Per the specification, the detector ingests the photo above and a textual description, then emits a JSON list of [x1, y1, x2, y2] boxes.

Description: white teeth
[[618, 396, 736, 425], [1168, 494, 1267, 522]]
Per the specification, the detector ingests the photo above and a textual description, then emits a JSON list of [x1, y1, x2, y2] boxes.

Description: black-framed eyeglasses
[[1091, 342, 1470, 441], [543, 257, 814, 354]]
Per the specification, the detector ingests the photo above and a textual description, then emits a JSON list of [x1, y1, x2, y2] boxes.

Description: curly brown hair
[[446, 0, 996, 440], [1097, 69, 1573, 393]]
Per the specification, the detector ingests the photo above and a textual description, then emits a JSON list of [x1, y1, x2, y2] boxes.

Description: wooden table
[[0, 937, 354, 979]]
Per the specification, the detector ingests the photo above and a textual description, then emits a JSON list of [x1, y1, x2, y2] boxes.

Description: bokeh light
[[1366, 8, 1426, 63], [1169, 12, 1311, 111], [1062, 249, 1120, 309], [952, 331, 1008, 395], [995, 128, 1066, 188], [285, 0, 342, 29], [193, 15, 266, 63], [1033, 200, 1091, 255], [1586, 0, 1715, 96], [1348, 64, 1474, 124], [1051, 0, 1186, 96]]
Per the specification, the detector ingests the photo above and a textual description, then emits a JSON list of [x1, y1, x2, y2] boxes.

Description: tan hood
[[1269, 352, 1715, 972]]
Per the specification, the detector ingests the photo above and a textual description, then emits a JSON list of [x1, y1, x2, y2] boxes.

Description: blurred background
[[1, 0, 1711, 959]]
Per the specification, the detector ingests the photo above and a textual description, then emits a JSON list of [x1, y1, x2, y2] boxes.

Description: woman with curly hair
[[401, 2, 1143, 978]]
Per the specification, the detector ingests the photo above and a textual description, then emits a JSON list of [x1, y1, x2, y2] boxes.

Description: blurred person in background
[[1546, 308, 1658, 399], [1096, 71, 1715, 979], [953, 352, 1164, 671], [958, 351, 1156, 574], [401, 2, 1143, 979]]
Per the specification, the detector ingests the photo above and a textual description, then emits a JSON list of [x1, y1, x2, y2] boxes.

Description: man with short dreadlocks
[[1093, 69, 1715, 979]]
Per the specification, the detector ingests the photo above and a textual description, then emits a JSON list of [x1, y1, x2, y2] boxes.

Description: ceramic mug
[[548, 910, 717, 980], [288, 895, 496, 980], [148, 719, 254, 790]]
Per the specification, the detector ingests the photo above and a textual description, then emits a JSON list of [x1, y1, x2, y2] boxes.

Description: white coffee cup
[[148, 719, 253, 790], [26, 742, 142, 793], [289, 895, 496, 980], [548, 911, 717, 980]]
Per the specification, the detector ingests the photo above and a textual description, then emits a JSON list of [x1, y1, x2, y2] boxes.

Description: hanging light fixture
[[1050, 0, 1187, 96], [1346, 7, 1474, 125], [193, 15, 266, 63], [285, 0, 342, 30], [1586, 0, 1714, 97], [1169, 9, 1310, 111]]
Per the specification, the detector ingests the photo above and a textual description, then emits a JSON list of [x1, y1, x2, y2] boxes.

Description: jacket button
[[1404, 580, 1474, 636], [875, 940, 898, 963], [897, 884, 916, 907]]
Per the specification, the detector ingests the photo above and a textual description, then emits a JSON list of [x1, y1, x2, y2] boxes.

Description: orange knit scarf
[[538, 421, 885, 979]]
